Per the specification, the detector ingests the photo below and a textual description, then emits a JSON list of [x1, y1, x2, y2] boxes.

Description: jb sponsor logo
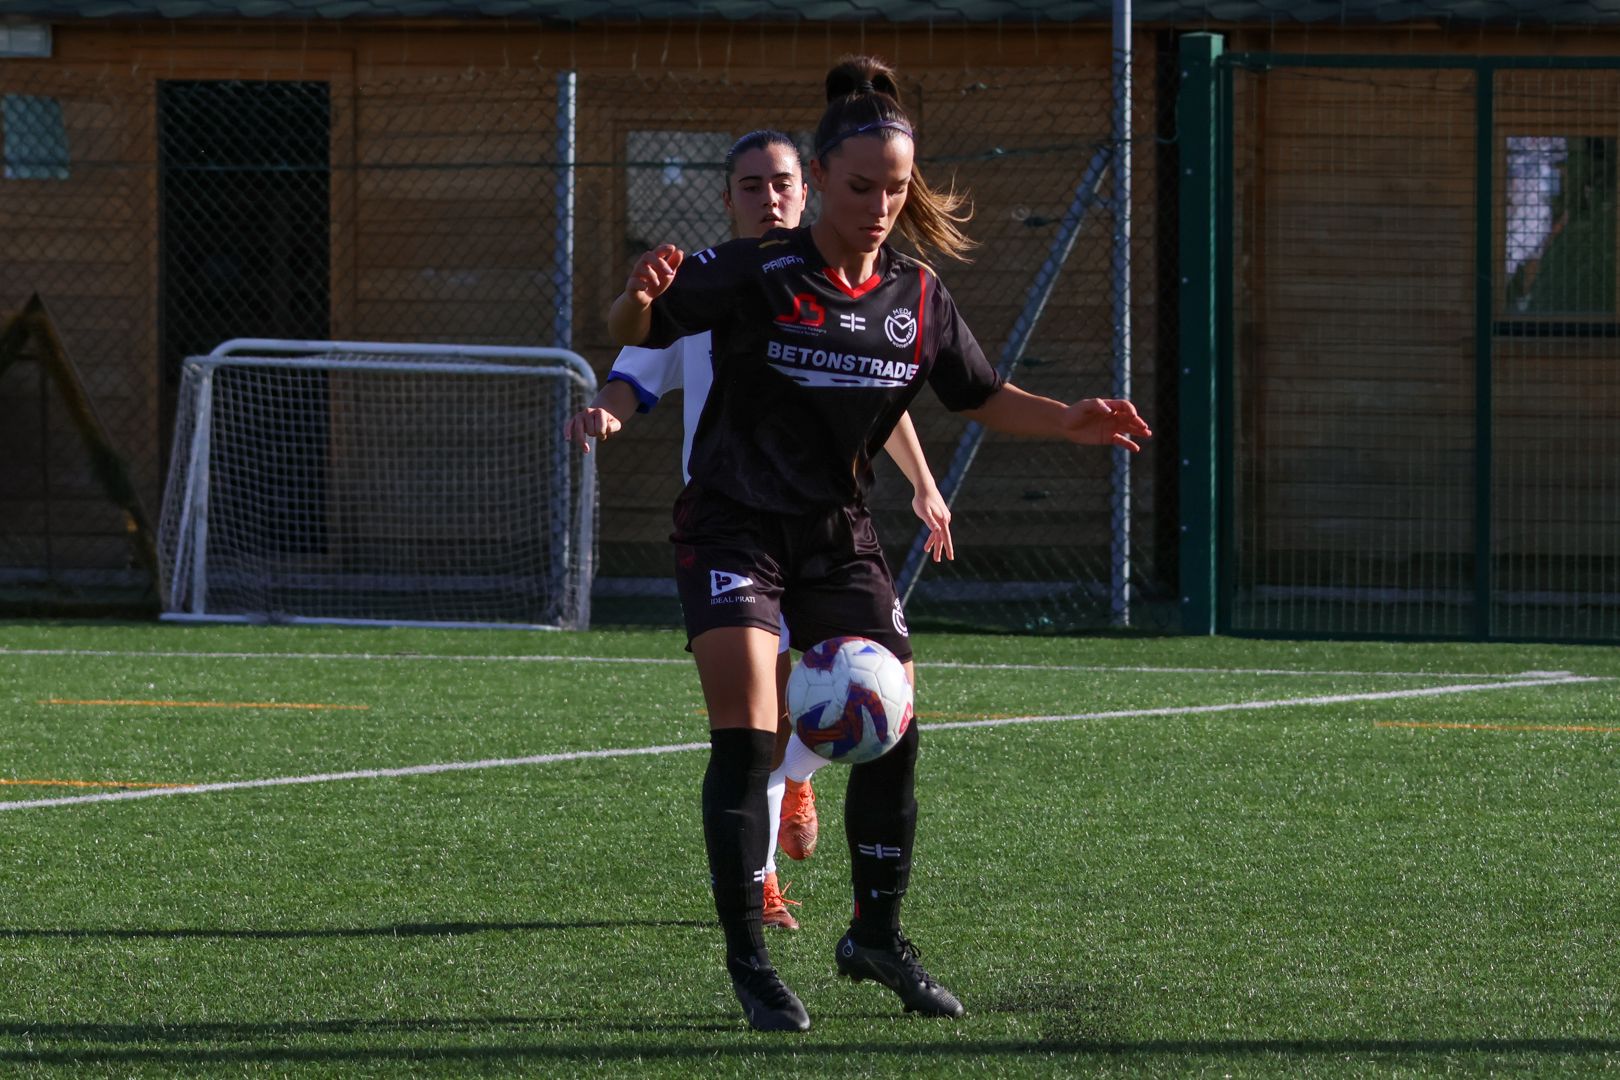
[[774, 292, 826, 337]]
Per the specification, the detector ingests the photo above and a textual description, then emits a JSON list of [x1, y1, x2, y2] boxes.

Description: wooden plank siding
[[8, 17, 1620, 603], [345, 68, 559, 345], [3, 19, 1157, 582], [1230, 52, 1620, 596], [0, 65, 160, 569], [1231, 63, 1480, 578]]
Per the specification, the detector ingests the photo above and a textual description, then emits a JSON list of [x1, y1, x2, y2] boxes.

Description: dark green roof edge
[[7, 0, 1620, 24]]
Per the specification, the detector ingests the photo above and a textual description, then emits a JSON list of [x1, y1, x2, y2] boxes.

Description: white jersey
[[606, 332, 713, 484], [608, 330, 789, 653]]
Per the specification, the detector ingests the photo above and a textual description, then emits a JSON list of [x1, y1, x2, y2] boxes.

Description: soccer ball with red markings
[[788, 637, 913, 765]]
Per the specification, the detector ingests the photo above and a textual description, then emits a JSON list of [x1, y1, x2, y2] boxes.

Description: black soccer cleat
[[834, 931, 965, 1018], [727, 956, 811, 1032]]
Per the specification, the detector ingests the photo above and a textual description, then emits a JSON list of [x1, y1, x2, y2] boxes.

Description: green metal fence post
[[1473, 62, 1495, 641], [1177, 32, 1224, 634]]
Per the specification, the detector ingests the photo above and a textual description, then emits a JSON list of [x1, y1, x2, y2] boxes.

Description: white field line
[[923, 674, 1605, 731], [0, 743, 707, 813], [921, 663, 1579, 679], [0, 674, 1602, 815], [0, 646, 1576, 681]]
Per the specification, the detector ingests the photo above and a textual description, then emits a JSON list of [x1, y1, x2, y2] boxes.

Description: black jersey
[[643, 225, 1002, 514]]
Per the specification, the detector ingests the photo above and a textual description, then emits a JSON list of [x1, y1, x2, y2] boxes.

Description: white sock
[[781, 731, 830, 784], [764, 771, 785, 876]]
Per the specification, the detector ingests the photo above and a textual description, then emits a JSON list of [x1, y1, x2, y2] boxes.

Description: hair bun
[[825, 55, 901, 104]]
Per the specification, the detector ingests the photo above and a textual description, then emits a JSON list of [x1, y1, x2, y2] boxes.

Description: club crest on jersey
[[884, 307, 917, 348]]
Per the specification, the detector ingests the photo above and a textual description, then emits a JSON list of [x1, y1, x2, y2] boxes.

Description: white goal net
[[158, 339, 597, 629]]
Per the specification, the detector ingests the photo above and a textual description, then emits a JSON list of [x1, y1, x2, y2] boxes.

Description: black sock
[[702, 727, 776, 966], [845, 721, 919, 945]]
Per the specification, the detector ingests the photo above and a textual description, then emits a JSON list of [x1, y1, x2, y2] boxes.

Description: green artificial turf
[[1, 622, 1616, 1076]]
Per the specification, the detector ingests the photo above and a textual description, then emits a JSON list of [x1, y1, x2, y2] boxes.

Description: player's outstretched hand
[[1060, 398, 1152, 451], [914, 487, 955, 562], [625, 244, 684, 307], [563, 407, 622, 453]]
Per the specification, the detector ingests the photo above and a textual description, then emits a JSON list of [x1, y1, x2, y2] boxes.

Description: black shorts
[[671, 484, 912, 662]]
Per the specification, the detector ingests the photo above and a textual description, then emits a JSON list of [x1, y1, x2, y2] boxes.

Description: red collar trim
[[822, 266, 882, 299]]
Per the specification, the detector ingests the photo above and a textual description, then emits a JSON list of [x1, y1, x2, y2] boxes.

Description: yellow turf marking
[[0, 778, 184, 790], [1378, 720, 1620, 735], [39, 698, 368, 711]]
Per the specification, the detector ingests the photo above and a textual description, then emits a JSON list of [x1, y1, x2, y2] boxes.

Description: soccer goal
[[157, 339, 597, 630]]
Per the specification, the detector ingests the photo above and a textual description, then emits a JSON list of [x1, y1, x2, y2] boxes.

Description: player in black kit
[[608, 56, 1151, 1033]]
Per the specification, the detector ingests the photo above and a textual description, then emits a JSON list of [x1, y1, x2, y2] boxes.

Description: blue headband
[[815, 119, 914, 159]]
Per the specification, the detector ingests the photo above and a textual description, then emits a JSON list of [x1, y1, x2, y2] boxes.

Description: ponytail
[[814, 55, 976, 262]]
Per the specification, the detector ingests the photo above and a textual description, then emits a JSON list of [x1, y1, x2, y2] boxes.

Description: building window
[[2, 94, 69, 180], [625, 131, 735, 257], [1503, 135, 1616, 318]]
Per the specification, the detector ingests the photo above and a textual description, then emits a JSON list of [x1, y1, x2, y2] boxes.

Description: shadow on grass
[[0, 1016, 734, 1041], [0, 919, 708, 940], [4, 976, 1613, 1068], [0, 1026, 1617, 1069], [1059, 1036, 1620, 1056]]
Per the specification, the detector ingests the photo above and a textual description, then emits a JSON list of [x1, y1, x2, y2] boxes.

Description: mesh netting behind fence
[[1225, 58, 1620, 641], [2, 56, 1178, 632]]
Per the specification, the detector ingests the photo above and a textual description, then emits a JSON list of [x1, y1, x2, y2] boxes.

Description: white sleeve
[[607, 342, 686, 413]]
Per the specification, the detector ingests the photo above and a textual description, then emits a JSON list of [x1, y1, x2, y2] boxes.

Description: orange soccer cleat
[[762, 872, 801, 931], [779, 777, 818, 861]]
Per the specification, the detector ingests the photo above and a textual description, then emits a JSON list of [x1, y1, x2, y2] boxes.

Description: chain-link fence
[[1220, 55, 1620, 642], [1, 52, 1179, 632]]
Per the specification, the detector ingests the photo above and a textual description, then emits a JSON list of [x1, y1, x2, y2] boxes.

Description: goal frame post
[[159, 339, 597, 631]]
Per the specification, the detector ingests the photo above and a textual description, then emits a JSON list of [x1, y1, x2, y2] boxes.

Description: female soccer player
[[608, 58, 1150, 1033], [567, 130, 953, 932]]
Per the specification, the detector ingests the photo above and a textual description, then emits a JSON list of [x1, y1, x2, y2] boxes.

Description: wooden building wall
[[10, 16, 1619, 607], [0, 64, 158, 577], [1223, 29, 1620, 606], [1228, 63, 1478, 585], [1, 18, 1152, 590]]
